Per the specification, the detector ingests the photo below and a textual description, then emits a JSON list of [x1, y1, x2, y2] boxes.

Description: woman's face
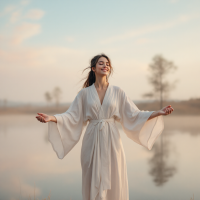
[[92, 56, 110, 77]]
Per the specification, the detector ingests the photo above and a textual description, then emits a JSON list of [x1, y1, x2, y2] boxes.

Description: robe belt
[[88, 118, 115, 199]]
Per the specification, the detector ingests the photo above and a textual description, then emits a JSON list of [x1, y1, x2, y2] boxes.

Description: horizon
[[0, 97, 194, 108]]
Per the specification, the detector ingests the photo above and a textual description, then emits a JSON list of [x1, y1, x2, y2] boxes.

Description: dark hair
[[81, 53, 114, 88]]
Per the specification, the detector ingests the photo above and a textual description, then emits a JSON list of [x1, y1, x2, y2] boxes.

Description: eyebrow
[[98, 61, 109, 63]]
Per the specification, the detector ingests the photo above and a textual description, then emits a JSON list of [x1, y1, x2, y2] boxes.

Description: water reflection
[[163, 115, 200, 136], [0, 114, 200, 200], [148, 135, 177, 186]]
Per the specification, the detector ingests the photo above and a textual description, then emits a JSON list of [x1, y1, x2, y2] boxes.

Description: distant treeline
[[138, 98, 200, 115], [0, 98, 200, 115]]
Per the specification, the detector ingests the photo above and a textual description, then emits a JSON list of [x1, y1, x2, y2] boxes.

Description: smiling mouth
[[102, 69, 108, 72]]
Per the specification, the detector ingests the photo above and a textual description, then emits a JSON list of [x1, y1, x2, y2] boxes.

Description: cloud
[[25, 9, 45, 20], [20, 0, 31, 6], [0, 45, 86, 69], [0, 1, 31, 17], [10, 10, 21, 23], [100, 13, 200, 45], [0, 5, 16, 17], [9, 9, 45, 24], [11, 22, 41, 45]]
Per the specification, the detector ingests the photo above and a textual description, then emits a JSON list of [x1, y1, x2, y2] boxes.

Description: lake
[[0, 114, 199, 200]]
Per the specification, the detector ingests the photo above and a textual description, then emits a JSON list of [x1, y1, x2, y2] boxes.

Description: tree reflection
[[148, 134, 177, 186]]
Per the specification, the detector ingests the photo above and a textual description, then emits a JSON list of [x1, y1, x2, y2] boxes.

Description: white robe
[[48, 83, 164, 200]]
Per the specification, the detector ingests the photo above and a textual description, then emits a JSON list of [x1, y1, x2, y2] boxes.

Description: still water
[[0, 114, 200, 200]]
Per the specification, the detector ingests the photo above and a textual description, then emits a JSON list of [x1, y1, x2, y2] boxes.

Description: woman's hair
[[81, 53, 114, 88]]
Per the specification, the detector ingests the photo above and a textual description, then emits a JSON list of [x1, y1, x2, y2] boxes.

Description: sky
[[0, 0, 200, 104]]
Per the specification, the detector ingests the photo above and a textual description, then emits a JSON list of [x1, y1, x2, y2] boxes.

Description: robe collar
[[92, 82, 110, 107]]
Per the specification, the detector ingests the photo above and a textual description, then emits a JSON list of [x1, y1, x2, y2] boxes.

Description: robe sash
[[88, 118, 115, 199]]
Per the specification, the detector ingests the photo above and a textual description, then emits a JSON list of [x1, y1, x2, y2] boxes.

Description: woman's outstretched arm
[[36, 113, 57, 123], [147, 105, 174, 121]]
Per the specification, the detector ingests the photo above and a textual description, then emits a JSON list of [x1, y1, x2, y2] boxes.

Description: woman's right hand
[[36, 113, 51, 123]]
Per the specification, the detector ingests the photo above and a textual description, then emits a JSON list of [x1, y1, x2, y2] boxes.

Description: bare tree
[[44, 92, 52, 106], [52, 87, 62, 107], [142, 54, 178, 109]]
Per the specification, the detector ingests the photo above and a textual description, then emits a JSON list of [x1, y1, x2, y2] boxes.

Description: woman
[[36, 53, 174, 200]]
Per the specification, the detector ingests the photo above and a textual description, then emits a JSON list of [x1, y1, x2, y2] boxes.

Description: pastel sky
[[0, 0, 200, 103]]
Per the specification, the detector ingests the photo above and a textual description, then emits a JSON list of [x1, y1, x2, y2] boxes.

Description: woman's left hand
[[159, 105, 174, 115]]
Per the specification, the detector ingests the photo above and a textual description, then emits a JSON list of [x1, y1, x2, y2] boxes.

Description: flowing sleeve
[[119, 88, 164, 150], [48, 89, 87, 159]]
